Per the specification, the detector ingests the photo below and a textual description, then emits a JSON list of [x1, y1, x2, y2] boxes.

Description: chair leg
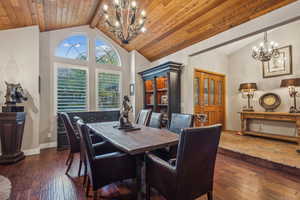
[[65, 152, 72, 165], [86, 178, 90, 197], [78, 159, 83, 177], [146, 184, 151, 200], [65, 154, 74, 175], [207, 191, 213, 200], [83, 164, 87, 187], [93, 190, 98, 200], [83, 162, 87, 186]]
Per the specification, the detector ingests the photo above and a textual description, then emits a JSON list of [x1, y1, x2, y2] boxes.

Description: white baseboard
[[39, 142, 57, 150], [23, 147, 40, 156]]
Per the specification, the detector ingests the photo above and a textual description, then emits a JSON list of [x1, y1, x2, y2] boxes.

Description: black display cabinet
[[138, 61, 183, 126]]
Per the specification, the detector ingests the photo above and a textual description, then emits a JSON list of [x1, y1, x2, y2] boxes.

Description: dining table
[[87, 121, 179, 200]]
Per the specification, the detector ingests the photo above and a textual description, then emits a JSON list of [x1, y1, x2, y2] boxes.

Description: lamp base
[[289, 106, 300, 113]]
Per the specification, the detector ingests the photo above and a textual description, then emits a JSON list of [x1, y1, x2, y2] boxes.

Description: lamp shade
[[239, 83, 258, 91], [280, 78, 300, 87]]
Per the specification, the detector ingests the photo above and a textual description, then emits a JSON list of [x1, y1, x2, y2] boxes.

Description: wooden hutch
[[138, 62, 183, 126]]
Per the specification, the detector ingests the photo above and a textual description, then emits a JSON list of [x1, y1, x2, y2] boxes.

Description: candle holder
[[280, 78, 300, 113], [239, 83, 258, 112]]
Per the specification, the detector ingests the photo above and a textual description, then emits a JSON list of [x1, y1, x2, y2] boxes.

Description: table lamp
[[239, 83, 258, 112], [280, 78, 300, 113]]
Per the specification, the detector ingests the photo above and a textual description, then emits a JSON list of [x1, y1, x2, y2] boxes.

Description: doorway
[[194, 69, 226, 128]]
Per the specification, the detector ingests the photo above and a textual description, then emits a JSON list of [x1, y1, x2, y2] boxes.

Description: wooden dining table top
[[87, 122, 179, 155]]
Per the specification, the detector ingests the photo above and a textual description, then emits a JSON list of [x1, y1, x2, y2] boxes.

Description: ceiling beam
[[90, 0, 102, 28]]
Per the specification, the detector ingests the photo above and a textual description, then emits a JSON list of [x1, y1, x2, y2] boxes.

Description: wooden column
[[0, 112, 26, 164]]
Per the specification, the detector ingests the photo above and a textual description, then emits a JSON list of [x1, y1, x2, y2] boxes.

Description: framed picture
[[130, 84, 134, 96], [262, 45, 292, 78]]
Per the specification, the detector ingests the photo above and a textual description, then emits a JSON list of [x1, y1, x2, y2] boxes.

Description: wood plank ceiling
[[0, 0, 297, 61]]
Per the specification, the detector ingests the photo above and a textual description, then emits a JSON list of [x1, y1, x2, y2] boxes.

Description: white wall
[[0, 26, 40, 154], [227, 20, 300, 134], [130, 50, 151, 118], [146, 1, 300, 129], [39, 25, 131, 144]]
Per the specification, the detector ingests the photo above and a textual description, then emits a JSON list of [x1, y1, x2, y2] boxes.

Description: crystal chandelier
[[103, 0, 147, 44], [252, 32, 280, 62]]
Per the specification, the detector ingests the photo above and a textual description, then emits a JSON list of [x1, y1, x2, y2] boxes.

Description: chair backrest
[[168, 113, 194, 134], [175, 125, 222, 199], [136, 109, 152, 125], [59, 112, 79, 153], [76, 120, 96, 164], [148, 112, 163, 128]]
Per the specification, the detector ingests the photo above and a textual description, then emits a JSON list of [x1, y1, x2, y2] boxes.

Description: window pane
[[98, 72, 120, 110], [57, 67, 87, 112], [95, 40, 120, 66], [204, 78, 209, 105], [210, 79, 215, 105], [55, 35, 88, 60], [218, 80, 223, 104], [194, 77, 199, 105]]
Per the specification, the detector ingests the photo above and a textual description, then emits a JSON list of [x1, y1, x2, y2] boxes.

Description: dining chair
[[59, 112, 82, 176], [73, 116, 117, 186], [136, 109, 152, 126], [76, 120, 137, 199], [148, 112, 163, 128], [155, 113, 194, 160], [168, 113, 194, 134], [146, 124, 222, 200]]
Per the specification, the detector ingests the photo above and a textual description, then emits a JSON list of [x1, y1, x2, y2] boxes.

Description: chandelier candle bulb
[[131, 1, 137, 8], [103, 4, 108, 11], [141, 10, 146, 17]]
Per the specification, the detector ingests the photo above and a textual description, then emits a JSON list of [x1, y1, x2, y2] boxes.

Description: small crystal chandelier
[[103, 0, 147, 44], [252, 32, 280, 62]]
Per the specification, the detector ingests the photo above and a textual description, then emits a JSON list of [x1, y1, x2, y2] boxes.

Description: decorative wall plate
[[259, 93, 281, 112]]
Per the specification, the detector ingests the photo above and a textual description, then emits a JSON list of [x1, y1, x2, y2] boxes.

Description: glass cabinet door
[[194, 77, 200, 105]]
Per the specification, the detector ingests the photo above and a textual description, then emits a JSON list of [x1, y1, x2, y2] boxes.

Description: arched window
[[95, 39, 121, 66], [55, 35, 88, 60]]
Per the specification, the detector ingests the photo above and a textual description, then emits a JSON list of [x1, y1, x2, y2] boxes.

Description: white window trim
[[95, 68, 122, 111], [54, 62, 90, 115]]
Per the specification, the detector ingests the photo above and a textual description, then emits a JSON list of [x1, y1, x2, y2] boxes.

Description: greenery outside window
[[55, 64, 88, 112], [97, 70, 121, 110]]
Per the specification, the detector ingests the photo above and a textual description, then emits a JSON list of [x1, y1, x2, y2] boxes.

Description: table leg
[[136, 154, 146, 200]]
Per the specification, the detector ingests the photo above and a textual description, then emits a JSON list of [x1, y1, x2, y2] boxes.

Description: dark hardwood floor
[[0, 148, 299, 200]]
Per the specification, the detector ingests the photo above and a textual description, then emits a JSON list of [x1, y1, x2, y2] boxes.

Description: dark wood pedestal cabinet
[[0, 112, 26, 164]]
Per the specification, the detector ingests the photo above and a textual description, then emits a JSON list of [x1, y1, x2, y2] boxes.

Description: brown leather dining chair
[[146, 124, 222, 200], [76, 120, 137, 199], [148, 112, 163, 128], [136, 109, 152, 126]]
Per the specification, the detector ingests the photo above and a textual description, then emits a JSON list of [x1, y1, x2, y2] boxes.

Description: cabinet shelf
[[157, 88, 168, 92], [158, 104, 168, 107]]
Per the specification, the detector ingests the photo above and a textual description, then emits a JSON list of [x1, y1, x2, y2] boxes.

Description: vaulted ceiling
[[0, 0, 296, 61]]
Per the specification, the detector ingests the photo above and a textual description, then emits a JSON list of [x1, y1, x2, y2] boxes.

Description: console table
[[240, 112, 300, 146]]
